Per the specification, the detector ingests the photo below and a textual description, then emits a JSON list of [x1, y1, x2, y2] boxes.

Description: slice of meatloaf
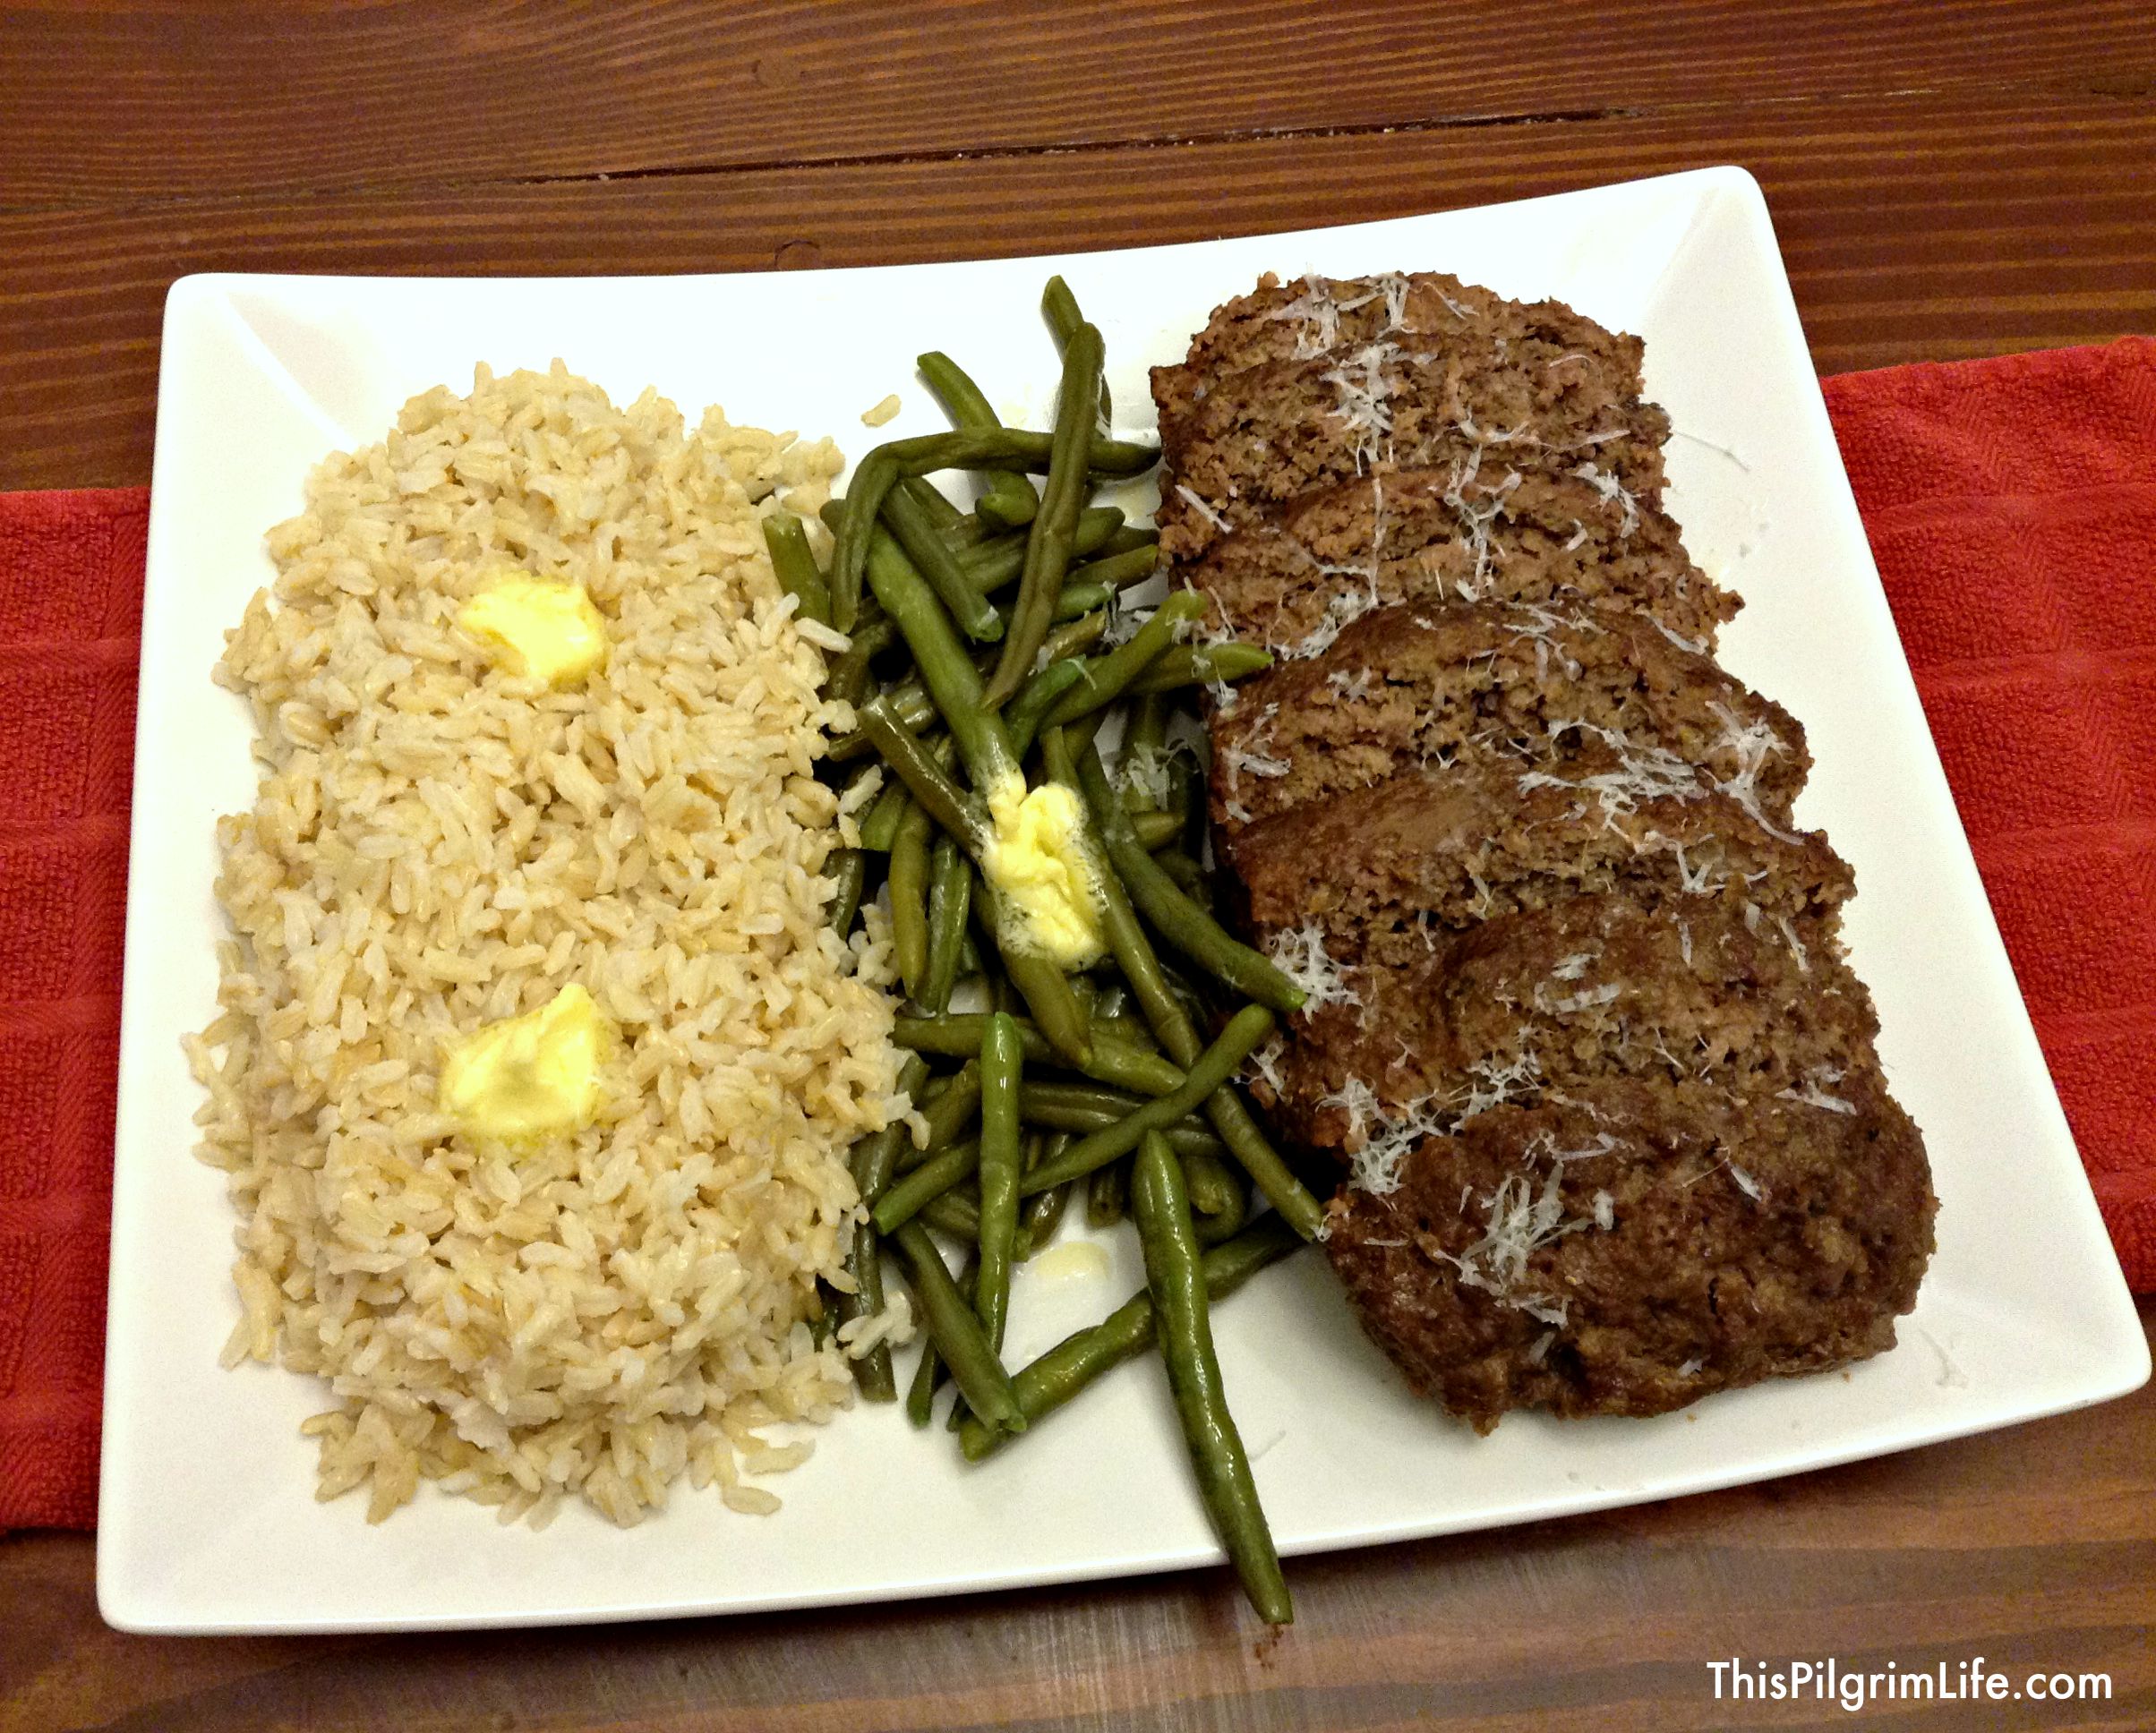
[[1322, 1073, 1936, 1430], [1157, 270, 1647, 411], [1179, 464, 1737, 659], [1154, 343, 1669, 563], [1209, 600, 1808, 841], [1251, 892, 1872, 1153], [1231, 759, 1854, 974]]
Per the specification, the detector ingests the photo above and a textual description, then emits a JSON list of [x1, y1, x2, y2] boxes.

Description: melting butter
[[980, 774, 1107, 969], [438, 984, 618, 1145], [458, 571, 608, 687]]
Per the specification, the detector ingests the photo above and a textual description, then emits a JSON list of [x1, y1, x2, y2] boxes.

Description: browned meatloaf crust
[[1155, 340, 1669, 563], [1232, 756, 1853, 973], [1251, 892, 1873, 1154], [1208, 600, 1809, 843], [1177, 463, 1737, 658], [1157, 269, 1647, 408], [1322, 1074, 1937, 1430]]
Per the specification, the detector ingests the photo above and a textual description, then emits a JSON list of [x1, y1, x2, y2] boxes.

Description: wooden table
[[4, 4, 2152, 1727]]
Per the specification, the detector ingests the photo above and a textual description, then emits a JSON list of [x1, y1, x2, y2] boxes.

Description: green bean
[[906, 1331, 944, 1427], [857, 775, 911, 853], [1022, 1005, 1274, 1194], [1183, 1145, 1248, 1246], [983, 320, 1104, 709], [917, 351, 1040, 533], [893, 1222, 1023, 1434], [973, 881, 1094, 1070], [906, 1247, 975, 1426], [1022, 1102, 1219, 1150], [881, 477, 1004, 644], [1073, 740, 1304, 1015], [1003, 661, 1088, 761], [1121, 694, 1170, 811], [893, 1013, 1183, 1097], [1170, 748, 1205, 854], [1040, 732, 1325, 1241], [843, 593, 1091, 1071], [1023, 1100, 1227, 1160], [1065, 542, 1159, 593], [856, 699, 987, 850], [1086, 1155, 1130, 1228], [1151, 848, 1211, 906], [1039, 591, 1207, 731], [858, 428, 1156, 490], [836, 469, 1103, 1071], [761, 512, 833, 628], [961, 1215, 1300, 1461], [1127, 809, 1182, 851], [888, 798, 933, 1000], [1039, 611, 1108, 664], [917, 1189, 1031, 1258], [1019, 1078, 1173, 1123], [838, 1050, 924, 1406], [877, 1138, 981, 1234], [914, 1059, 982, 1158], [827, 677, 937, 763], [1020, 1132, 1073, 1254], [1131, 1132, 1291, 1625], [1042, 274, 1111, 425], [1096, 525, 1159, 559], [825, 602, 895, 709], [851, 1054, 930, 1208], [1126, 643, 1274, 696], [899, 474, 966, 533], [1054, 582, 1114, 623], [956, 507, 1125, 594], [826, 847, 868, 936], [831, 1219, 896, 1401], [920, 837, 971, 1017], [843, 501, 1022, 794], [975, 1013, 1023, 1349]]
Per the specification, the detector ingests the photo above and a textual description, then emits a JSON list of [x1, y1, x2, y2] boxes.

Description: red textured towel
[[0, 487, 143, 1533], [1822, 337, 2156, 1296], [2, 340, 2153, 1533]]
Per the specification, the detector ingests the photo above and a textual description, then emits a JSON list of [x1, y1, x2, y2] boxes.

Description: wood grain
[[4, 84, 2154, 491], [5, 0, 2154, 205], [5, 1308, 2152, 1731]]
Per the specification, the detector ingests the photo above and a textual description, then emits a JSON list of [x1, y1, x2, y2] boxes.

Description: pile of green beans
[[794, 278, 1327, 1626]]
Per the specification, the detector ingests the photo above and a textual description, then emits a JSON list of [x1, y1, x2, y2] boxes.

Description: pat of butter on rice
[[187, 363, 913, 1529]]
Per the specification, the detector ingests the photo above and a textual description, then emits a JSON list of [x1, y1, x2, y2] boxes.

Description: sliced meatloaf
[[1154, 342, 1669, 563], [1178, 464, 1737, 659], [1232, 758, 1853, 974], [1251, 892, 1872, 1153], [1209, 600, 1808, 842], [1322, 1073, 1936, 1430], [1157, 270, 1647, 409]]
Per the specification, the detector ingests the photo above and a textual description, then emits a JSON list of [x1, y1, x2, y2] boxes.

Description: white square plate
[[100, 167, 2148, 1634]]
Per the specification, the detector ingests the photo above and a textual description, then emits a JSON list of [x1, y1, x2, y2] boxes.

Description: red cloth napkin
[[3, 339, 2152, 1533], [0, 487, 143, 1532], [1822, 337, 2156, 1295]]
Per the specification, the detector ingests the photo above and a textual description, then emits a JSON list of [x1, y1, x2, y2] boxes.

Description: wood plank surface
[[5, 0, 2154, 204], [3, 2, 2153, 1729], [5, 84, 2155, 491]]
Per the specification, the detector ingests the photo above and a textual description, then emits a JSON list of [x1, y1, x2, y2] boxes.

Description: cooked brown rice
[[185, 362, 911, 1528]]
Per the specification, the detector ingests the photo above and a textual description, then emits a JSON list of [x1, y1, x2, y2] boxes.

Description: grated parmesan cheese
[[1570, 461, 1639, 537], [1263, 920, 1362, 1013]]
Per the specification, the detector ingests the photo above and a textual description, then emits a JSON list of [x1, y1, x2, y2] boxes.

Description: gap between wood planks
[[0, 77, 2132, 218]]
